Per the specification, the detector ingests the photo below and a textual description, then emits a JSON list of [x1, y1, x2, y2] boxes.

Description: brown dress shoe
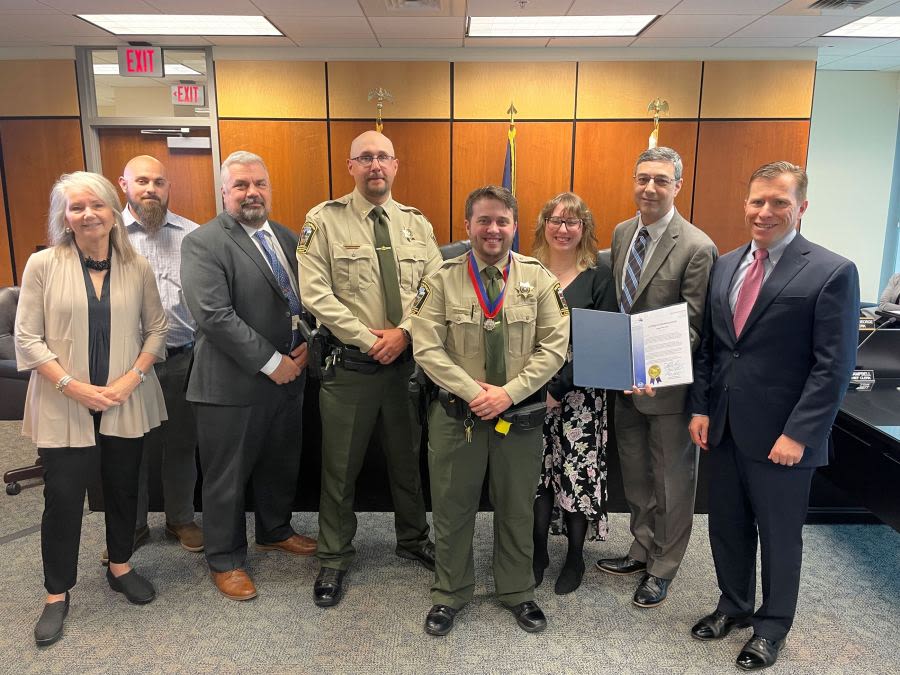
[[165, 521, 204, 552], [256, 533, 317, 556], [211, 569, 257, 601]]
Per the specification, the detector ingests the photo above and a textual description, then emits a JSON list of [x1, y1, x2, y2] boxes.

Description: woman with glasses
[[531, 192, 616, 594]]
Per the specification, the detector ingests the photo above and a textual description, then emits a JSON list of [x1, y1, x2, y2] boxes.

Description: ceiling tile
[[871, 1, 900, 16], [669, 0, 787, 13], [297, 37, 380, 47], [466, 0, 573, 16], [568, 0, 680, 14], [546, 36, 636, 47], [378, 37, 464, 47], [801, 36, 897, 49], [205, 35, 296, 46], [268, 16, 374, 38], [462, 37, 549, 46], [631, 36, 719, 46], [359, 0, 466, 18], [773, 0, 899, 16], [0, 14, 114, 38], [145, 0, 261, 13], [120, 35, 213, 45], [642, 14, 758, 38], [251, 0, 365, 17], [369, 16, 464, 38], [858, 39, 900, 55], [0, 1, 64, 12], [41, 0, 158, 11], [715, 36, 808, 47], [730, 15, 853, 38]]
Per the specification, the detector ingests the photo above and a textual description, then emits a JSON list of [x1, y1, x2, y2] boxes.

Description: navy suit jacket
[[689, 232, 859, 468]]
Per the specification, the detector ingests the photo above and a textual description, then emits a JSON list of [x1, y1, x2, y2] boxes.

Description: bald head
[[347, 131, 398, 205], [119, 154, 170, 232]]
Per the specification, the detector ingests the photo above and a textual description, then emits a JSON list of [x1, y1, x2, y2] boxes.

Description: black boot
[[554, 511, 588, 594]]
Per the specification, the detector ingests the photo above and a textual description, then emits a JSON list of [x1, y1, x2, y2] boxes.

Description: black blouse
[[79, 259, 111, 389], [547, 257, 617, 400]]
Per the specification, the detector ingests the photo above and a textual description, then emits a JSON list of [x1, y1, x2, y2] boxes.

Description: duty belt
[[437, 386, 547, 442], [337, 343, 413, 374]]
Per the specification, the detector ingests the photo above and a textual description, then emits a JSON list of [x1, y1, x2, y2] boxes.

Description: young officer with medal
[[410, 185, 569, 636]]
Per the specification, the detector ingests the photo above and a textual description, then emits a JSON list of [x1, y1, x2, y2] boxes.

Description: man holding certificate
[[599, 147, 717, 608]]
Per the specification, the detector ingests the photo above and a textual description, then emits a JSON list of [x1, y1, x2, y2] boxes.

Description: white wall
[[805, 70, 900, 301]]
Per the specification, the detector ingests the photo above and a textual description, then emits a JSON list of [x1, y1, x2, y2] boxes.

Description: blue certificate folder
[[572, 308, 634, 390]]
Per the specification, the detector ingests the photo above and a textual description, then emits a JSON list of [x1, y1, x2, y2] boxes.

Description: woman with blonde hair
[[532, 192, 616, 594], [16, 171, 167, 646]]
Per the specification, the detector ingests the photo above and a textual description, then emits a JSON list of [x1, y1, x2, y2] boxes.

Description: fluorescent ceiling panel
[[466, 15, 656, 37], [77, 14, 282, 36], [93, 63, 202, 75], [825, 17, 900, 38]]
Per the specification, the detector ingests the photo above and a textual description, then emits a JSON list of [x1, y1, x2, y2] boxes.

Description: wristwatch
[[131, 366, 146, 384]]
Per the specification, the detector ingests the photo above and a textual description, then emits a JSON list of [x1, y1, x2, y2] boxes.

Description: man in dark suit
[[598, 147, 717, 608], [181, 151, 316, 601], [689, 161, 859, 670]]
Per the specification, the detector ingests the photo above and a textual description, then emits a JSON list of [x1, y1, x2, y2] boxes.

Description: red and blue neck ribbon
[[467, 252, 511, 319]]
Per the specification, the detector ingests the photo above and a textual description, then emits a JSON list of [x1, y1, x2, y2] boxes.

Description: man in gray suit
[[597, 147, 717, 607], [181, 151, 316, 601]]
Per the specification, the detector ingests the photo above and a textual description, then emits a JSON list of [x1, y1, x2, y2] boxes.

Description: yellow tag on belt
[[494, 418, 512, 436]]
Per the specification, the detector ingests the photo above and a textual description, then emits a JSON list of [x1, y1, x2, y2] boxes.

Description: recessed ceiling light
[[466, 15, 657, 38], [824, 16, 900, 38], [93, 63, 202, 76], [78, 14, 282, 36]]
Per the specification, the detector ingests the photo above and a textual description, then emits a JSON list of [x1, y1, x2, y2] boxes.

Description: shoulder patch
[[296, 222, 318, 255], [553, 283, 570, 317], [410, 280, 431, 316]]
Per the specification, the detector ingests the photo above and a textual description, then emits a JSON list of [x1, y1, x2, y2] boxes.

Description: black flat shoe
[[396, 540, 436, 571], [632, 573, 670, 608], [554, 558, 585, 595], [106, 568, 156, 605], [313, 567, 346, 608], [595, 555, 647, 576], [508, 601, 547, 633], [691, 610, 751, 641], [424, 604, 457, 636], [34, 593, 69, 647], [736, 635, 785, 671]]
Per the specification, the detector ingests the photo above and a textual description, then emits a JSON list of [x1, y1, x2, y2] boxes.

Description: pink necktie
[[733, 248, 769, 337]]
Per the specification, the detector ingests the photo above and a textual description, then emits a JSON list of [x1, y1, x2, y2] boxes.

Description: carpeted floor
[[1, 421, 898, 674]]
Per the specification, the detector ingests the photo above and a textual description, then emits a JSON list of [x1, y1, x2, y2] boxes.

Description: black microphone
[[857, 310, 899, 352]]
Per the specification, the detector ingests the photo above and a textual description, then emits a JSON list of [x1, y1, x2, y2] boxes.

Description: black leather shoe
[[424, 604, 457, 636], [554, 558, 585, 595], [106, 568, 156, 605], [508, 601, 547, 633], [396, 540, 436, 571], [632, 573, 670, 608], [736, 635, 785, 671], [34, 593, 69, 647], [691, 610, 751, 641], [313, 567, 346, 608], [595, 555, 647, 576]]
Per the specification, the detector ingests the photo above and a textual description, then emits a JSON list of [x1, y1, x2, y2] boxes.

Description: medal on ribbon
[[467, 252, 511, 332]]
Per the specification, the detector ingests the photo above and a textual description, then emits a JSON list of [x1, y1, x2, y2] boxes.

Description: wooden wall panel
[[0, 61, 79, 117], [329, 121, 451, 245], [97, 128, 217, 226], [328, 62, 450, 119], [452, 122, 572, 254], [701, 61, 816, 119], [0, 119, 84, 272], [573, 121, 699, 248], [216, 61, 327, 119], [577, 62, 702, 119], [218, 120, 330, 232], [454, 63, 576, 120], [0, 164, 13, 286], [693, 120, 810, 254]]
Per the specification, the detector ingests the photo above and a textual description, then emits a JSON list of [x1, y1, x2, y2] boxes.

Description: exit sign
[[117, 46, 163, 77], [171, 84, 205, 106]]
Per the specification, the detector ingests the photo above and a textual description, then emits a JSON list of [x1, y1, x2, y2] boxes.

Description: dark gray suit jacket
[[611, 210, 718, 415], [181, 211, 304, 405]]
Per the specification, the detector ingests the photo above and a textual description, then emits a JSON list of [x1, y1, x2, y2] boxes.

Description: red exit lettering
[[126, 48, 155, 74], [175, 85, 198, 103]]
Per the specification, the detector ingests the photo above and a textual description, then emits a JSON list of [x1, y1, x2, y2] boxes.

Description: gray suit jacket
[[611, 210, 717, 415], [181, 212, 305, 405]]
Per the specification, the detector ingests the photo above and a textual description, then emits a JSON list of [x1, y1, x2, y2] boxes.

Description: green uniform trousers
[[427, 401, 543, 609], [317, 360, 429, 570]]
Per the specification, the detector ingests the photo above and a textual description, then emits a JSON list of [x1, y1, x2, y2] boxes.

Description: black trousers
[[39, 416, 144, 594], [707, 430, 814, 642], [194, 389, 303, 573]]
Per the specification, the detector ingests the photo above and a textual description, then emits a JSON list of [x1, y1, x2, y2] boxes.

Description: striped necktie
[[254, 230, 302, 348], [620, 226, 650, 314]]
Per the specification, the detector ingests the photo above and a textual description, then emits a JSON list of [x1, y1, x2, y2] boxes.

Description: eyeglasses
[[350, 154, 396, 167], [634, 174, 676, 188], [546, 217, 583, 230]]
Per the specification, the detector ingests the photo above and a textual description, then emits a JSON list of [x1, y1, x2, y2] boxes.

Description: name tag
[[292, 315, 301, 330]]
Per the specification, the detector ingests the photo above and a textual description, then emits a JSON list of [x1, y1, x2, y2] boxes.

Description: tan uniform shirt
[[411, 250, 570, 405], [298, 188, 442, 351]]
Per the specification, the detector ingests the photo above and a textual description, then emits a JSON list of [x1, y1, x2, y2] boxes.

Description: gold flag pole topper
[[368, 87, 394, 133], [647, 98, 669, 149]]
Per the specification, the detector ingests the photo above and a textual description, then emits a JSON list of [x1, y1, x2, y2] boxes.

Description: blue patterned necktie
[[253, 229, 302, 348], [620, 226, 650, 314]]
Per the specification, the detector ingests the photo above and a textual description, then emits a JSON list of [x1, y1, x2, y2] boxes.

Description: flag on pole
[[502, 108, 518, 251]]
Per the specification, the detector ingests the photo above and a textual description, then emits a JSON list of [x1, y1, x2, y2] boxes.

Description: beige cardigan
[[15, 243, 168, 448]]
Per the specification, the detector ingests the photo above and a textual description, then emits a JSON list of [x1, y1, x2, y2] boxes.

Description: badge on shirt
[[401, 227, 414, 242], [515, 281, 534, 300], [553, 283, 569, 317], [296, 222, 318, 255], [411, 280, 431, 316]]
